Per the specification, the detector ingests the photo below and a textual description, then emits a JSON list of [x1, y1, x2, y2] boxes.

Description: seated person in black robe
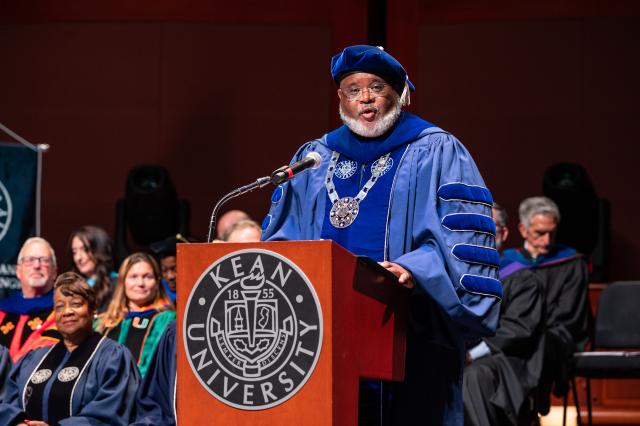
[[500, 197, 590, 414], [464, 204, 546, 425], [464, 269, 544, 425]]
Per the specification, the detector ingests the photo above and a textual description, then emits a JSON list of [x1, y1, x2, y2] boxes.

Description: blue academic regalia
[[262, 112, 501, 425], [0, 335, 140, 426], [161, 279, 177, 304], [0, 344, 12, 402], [499, 244, 580, 279], [131, 320, 177, 426]]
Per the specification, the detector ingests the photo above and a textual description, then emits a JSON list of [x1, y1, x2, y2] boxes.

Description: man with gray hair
[[0, 237, 60, 361], [500, 196, 589, 415], [515, 196, 560, 259], [463, 203, 545, 425]]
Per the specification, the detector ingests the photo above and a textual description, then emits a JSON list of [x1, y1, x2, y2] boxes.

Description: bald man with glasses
[[0, 238, 60, 361]]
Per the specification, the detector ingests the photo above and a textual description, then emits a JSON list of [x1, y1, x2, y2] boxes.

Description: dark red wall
[[1, 1, 639, 278], [388, 0, 640, 279]]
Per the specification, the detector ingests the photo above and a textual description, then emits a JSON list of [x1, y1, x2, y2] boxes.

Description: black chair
[[565, 281, 640, 426]]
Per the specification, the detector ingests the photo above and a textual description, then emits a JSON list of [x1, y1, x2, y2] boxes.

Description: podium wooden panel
[[176, 240, 406, 425]]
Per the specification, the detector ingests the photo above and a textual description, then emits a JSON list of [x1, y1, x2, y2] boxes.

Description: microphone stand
[[206, 176, 272, 243]]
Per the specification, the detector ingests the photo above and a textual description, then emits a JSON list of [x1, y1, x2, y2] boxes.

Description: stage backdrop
[[0, 143, 37, 299]]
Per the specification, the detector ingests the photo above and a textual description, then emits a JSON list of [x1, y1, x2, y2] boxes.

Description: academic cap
[[330, 45, 415, 95], [149, 234, 196, 259]]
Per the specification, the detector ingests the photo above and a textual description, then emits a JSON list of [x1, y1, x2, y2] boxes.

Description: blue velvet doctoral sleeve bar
[[389, 129, 501, 340], [460, 274, 503, 298], [452, 244, 500, 269], [442, 213, 496, 235], [438, 182, 493, 206]]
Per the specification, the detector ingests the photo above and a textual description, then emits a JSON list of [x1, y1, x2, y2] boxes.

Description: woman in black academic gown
[[0, 272, 140, 426], [95, 252, 175, 378]]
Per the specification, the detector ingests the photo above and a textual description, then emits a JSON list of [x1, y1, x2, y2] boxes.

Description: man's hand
[[378, 261, 415, 289], [20, 421, 49, 426]]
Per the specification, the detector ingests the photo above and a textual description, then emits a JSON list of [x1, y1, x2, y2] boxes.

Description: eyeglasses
[[340, 82, 391, 101], [20, 256, 54, 266]]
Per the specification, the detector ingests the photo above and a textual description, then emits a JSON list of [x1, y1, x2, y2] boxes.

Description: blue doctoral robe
[[0, 336, 140, 425], [0, 344, 12, 402], [499, 245, 589, 413], [262, 113, 501, 425], [131, 320, 177, 426]]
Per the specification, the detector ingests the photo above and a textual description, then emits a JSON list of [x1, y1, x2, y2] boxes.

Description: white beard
[[339, 99, 402, 138]]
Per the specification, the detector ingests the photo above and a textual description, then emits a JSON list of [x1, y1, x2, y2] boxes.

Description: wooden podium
[[177, 240, 407, 425]]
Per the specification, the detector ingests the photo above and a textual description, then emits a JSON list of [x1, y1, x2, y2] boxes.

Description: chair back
[[594, 281, 640, 348]]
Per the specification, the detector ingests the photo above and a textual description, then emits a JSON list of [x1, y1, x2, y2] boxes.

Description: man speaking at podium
[[261, 45, 501, 425]]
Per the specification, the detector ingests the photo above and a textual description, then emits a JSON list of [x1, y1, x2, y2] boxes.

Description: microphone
[[270, 152, 322, 185], [206, 152, 322, 243]]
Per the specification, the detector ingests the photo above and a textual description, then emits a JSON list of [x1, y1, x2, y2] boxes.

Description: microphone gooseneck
[[206, 152, 323, 243], [206, 176, 271, 243]]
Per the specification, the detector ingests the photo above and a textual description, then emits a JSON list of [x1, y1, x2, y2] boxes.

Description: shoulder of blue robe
[[0, 346, 50, 424], [0, 290, 54, 315], [499, 248, 530, 278], [57, 337, 141, 425], [138, 310, 176, 379], [388, 129, 501, 340], [131, 321, 176, 426], [0, 345, 12, 402], [261, 138, 333, 242]]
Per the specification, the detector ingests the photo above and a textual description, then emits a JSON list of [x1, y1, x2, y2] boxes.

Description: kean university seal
[[183, 249, 323, 410]]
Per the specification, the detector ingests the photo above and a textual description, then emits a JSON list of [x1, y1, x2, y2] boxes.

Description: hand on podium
[[378, 261, 415, 289]]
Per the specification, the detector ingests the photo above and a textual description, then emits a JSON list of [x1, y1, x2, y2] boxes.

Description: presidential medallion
[[329, 197, 359, 228]]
